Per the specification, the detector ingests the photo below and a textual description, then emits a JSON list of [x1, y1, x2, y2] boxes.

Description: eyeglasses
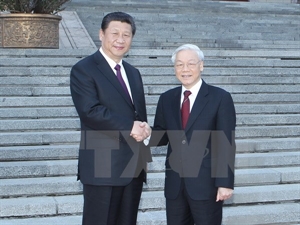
[[175, 61, 201, 70]]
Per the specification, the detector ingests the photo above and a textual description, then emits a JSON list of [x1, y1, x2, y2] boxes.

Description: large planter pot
[[0, 13, 61, 49]]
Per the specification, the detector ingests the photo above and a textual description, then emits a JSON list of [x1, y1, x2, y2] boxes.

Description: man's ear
[[200, 61, 204, 72], [99, 29, 104, 41]]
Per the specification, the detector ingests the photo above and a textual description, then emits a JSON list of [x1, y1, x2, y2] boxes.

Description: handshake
[[130, 121, 152, 142]]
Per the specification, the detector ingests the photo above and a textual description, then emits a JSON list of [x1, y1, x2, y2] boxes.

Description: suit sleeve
[[149, 94, 169, 147], [70, 62, 134, 132], [214, 91, 236, 189]]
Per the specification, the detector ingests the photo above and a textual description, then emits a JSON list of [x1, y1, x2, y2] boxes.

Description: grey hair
[[171, 44, 204, 63]]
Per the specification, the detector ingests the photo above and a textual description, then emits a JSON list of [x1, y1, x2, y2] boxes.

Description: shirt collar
[[181, 78, 202, 96], [99, 47, 123, 71]]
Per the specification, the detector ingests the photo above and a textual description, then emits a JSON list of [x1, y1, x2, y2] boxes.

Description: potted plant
[[0, 0, 71, 48]]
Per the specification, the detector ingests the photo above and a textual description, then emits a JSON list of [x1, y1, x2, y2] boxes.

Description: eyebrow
[[176, 60, 198, 63]]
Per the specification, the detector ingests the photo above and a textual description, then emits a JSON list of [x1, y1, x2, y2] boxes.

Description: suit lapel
[[123, 63, 138, 107], [94, 51, 133, 108], [172, 87, 183, 129], [185, 81, 209, 131]]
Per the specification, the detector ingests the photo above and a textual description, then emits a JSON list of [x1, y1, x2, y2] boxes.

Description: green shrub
[[0, 0, 71, 14]]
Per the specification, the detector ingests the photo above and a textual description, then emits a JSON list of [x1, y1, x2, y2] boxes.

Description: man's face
[[99, 21, 133, 63], [174, 49, 203, 89]]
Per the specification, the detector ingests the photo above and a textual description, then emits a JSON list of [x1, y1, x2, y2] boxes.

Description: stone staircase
[[68, 0, 300, 50], [1, 1, 300, 224]]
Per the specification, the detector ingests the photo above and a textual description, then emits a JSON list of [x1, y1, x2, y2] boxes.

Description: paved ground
[[58, 11, 97, 50]]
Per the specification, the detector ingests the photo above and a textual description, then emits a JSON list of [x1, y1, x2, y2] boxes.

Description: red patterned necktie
[[114, 64, 131, 101], [181, 90, 192, 129]]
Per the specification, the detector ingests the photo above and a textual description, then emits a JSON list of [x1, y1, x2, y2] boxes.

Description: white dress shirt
[[99, 48, 133, 100], [180, 78, 203, 112]]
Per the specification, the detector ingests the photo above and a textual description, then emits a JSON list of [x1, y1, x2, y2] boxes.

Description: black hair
[[101, 12, 136, 36]]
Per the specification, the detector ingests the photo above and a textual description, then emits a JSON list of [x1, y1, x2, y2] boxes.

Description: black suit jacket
[[70, 51, 152, 186], [151, 80, 236, 200]]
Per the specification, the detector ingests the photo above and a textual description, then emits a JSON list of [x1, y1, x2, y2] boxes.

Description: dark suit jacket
[[70, 50, 152, 186], [150, 80, 236, 200]]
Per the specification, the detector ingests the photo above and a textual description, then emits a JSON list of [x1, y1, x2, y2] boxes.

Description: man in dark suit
[[150, 44, 236, 225], [70, 12, 152, 225]]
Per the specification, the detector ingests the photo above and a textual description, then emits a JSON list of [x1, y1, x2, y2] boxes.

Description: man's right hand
[[130, 121, 151, 142]]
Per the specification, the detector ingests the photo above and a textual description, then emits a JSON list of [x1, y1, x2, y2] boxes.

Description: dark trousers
[[82, 172, 144, 225], [166, 180, 223, 225]]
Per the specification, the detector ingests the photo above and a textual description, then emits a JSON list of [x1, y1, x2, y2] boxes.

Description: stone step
[[136, 31, 299, 41], [236, 44, 300, 50], [150, 152, 300, 171], [238, 41, 300, 48], [148, 114, 300, 125], [70, 2, 299, 49], [130, 43, 300, 50], [0, 160, 77, 179], [84, 24, 298, 36], [0, 183, 299, 218], [0, 176, 83, 198], [0, 131, 80, 146], [2, 73, 300, 89], [0, 67, 72, 76], [129, 49, 300, 59], [0, 137, 299, 161], [151, 137, 300, 155], [0, 152, 300, 178], [0, 107, 78, 119], [128, 58, 300, 68], [139, 68, 300, 76], [0, 97, 74, 107], [1, 201, 299, 225], [142, 76, 300, 85], [0, 103, 299, 120], [148, 15, 300, 23], [1, 85, 299, 98], [68, 0, 299, 11], [236, 114, 300, 126], [1, 67, 300, 77], [148, 103, 300, 115], [1, 49, 299, 59], [236, 125, 300, 139], [76, 12, 299, 31], [0, 125, 299, 146], [147, 167, 300, 189], [1, 152, 299, 179], [0, 77, 70, 87], [137, 23, 299, 33], [234, 151, 300, 168], [143, 183, 300, 207], [0, 118, 80, 131], [0, 49, 95, 58], [230, 93, 300, 104], [129, 40, 300, 50], [0, 145, 79, 161], [132, 38, 300, 49], [148, 84, 300, 95], [1, 57, 299, 68], [222, 202, 300, 225], [0, 75, 300, 87], [53, 1, 244, 12], [146, 93, 300, 104], [0, 94, 299, 110], [91, 33, 300, 50], [1, 114, 299, 131]]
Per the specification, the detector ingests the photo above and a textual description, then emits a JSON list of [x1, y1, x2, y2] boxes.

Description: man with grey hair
[[150, 44, 236, 224]]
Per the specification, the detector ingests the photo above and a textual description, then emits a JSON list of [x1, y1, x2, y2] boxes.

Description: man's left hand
[[216, 187, 233, 202]]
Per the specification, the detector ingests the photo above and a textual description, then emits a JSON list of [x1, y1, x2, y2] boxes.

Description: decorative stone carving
[[0, 13, 61, 49]]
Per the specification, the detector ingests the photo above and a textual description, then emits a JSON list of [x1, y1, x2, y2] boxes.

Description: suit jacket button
[[182, 140, 186, 144]]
